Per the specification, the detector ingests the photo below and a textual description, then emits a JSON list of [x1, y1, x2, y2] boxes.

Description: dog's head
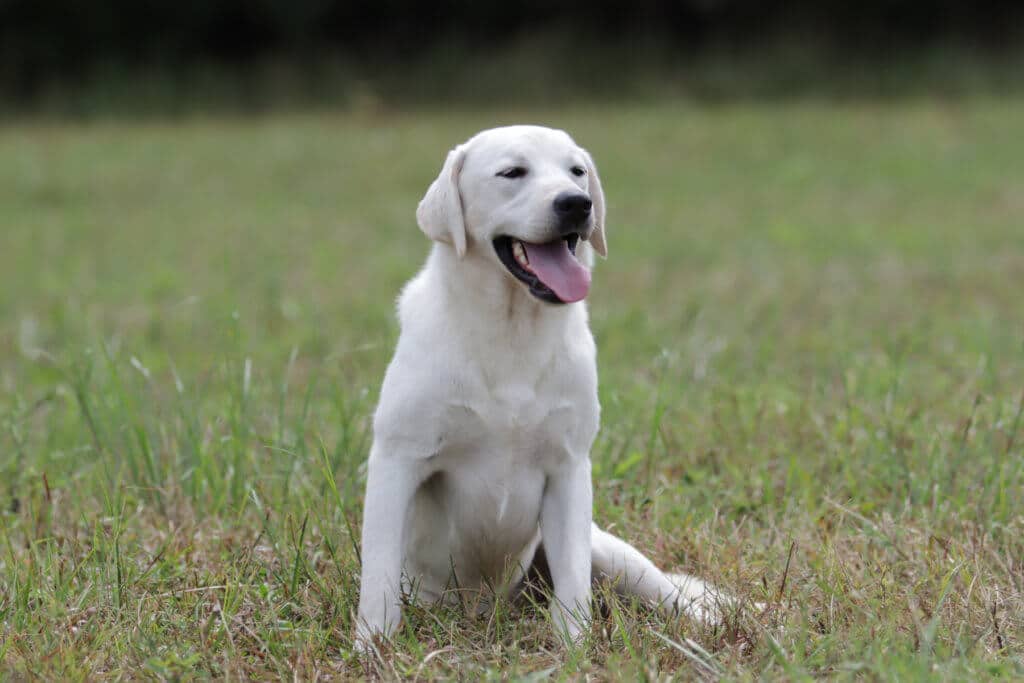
[[416, 125, 607, 305]]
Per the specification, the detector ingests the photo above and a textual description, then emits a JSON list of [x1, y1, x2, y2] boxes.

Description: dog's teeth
[[513, 241, 529, 266]]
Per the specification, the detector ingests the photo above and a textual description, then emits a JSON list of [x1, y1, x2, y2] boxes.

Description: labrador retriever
[[355, 125, 721, 648]]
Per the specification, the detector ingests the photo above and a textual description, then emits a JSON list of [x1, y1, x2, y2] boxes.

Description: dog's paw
[[665, 573, 716, 620], [666, 572, 766, 624], [550, 602, 591, 649], [353, 622, 388, 658]]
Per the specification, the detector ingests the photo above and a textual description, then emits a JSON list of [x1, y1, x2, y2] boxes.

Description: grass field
[[1, 100, 1022, 680]]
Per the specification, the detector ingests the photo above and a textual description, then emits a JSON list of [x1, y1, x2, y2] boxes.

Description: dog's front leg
[[355, 447, 428, 648], [541, 458, 593, 644]]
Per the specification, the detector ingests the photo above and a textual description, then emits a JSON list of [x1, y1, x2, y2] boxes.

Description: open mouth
[[493, 233, 591, 304]]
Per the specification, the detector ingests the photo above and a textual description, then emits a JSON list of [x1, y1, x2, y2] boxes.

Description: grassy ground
[[1, 99, 1022, 680]]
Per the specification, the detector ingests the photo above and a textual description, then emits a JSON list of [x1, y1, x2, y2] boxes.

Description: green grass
[[1, 100, 1022, 679]]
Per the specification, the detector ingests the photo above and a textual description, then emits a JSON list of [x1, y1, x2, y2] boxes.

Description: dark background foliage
[[2, 1, 1022, 105]]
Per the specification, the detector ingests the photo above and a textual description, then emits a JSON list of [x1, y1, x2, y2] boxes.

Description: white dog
[[356, 125, 720, 648]]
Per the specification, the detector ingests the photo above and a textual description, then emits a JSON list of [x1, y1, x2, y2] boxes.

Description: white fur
[[355, 125, 720, 648]]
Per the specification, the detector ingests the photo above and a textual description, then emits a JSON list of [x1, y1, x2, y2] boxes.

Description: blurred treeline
[[2, 0, 1023, 114]]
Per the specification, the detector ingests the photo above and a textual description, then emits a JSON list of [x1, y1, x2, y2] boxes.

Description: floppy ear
[[416, 144, 468, 258], [582, 149, 607, 257]]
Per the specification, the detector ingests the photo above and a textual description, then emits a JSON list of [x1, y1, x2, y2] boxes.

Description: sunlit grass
[[1, 99, 1022, 678]]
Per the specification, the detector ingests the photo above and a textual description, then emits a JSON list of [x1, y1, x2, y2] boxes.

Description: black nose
[[553, 192, 592, 224]]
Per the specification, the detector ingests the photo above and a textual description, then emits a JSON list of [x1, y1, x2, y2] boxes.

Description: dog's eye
[[497, 167, 528, 179], [570, 166, 586, 177]]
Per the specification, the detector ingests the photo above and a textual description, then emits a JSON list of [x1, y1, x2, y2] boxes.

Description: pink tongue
[[522, 241, 591, 303]]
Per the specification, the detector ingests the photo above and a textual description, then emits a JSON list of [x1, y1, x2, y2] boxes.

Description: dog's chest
[[491, 379, 557, 427], [444, 367, 593, 467]]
